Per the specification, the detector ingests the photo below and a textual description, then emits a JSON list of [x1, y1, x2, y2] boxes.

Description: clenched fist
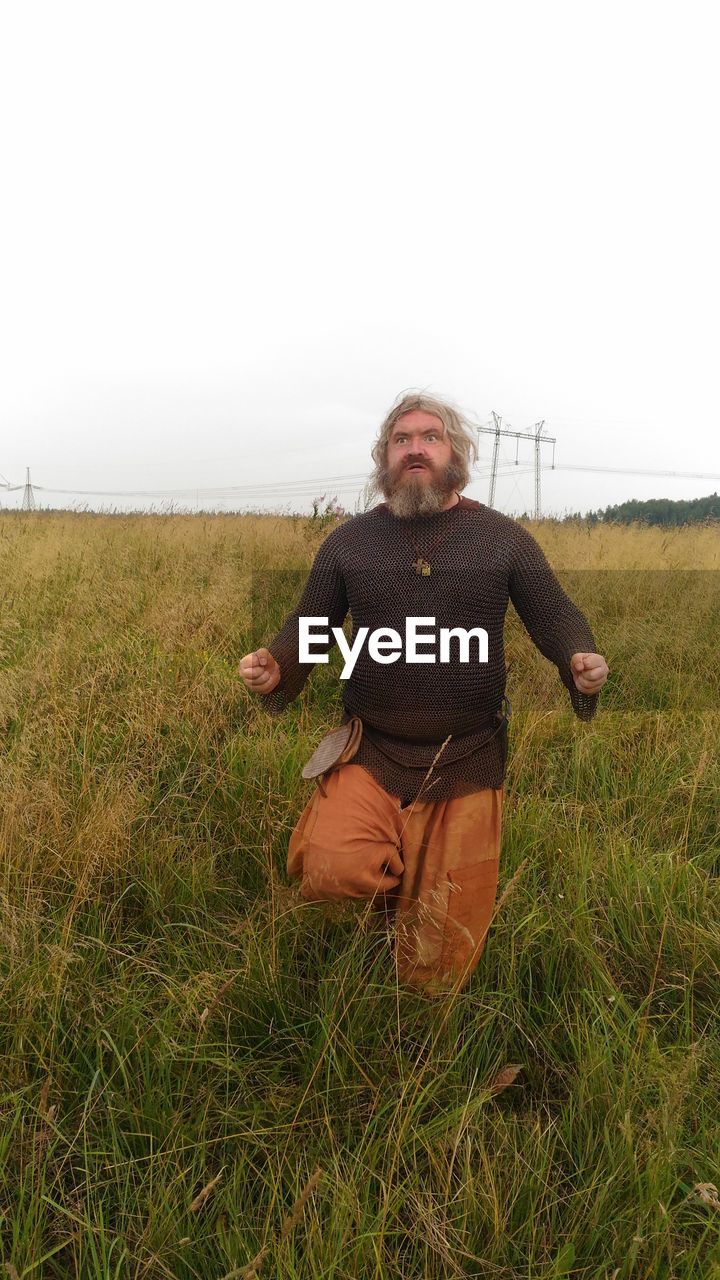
[[238, 647, 282, 695], [570, 651, 609, 694]]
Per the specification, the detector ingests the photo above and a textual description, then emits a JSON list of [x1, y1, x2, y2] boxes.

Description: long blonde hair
[[368, 392, 479, 499]]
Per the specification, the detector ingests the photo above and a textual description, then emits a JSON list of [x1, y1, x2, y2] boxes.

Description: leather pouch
[[302, 716, 363, 787]]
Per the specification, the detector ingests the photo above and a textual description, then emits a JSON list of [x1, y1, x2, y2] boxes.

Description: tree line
[[518, 492, 720, 526]]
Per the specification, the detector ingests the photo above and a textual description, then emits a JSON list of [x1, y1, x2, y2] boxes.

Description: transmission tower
[[534, 420, 545, 520], [488, 411, 503, 508], [479, 416, 556, 517], [21, 467, 36, 512]]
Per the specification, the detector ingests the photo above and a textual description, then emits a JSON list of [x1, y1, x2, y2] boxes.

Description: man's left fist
[[570, 652, 609, 694]]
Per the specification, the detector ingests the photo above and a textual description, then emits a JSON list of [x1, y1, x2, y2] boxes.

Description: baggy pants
[[287, 763, 504, 992]]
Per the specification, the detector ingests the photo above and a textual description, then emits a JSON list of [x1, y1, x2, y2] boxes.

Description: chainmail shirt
[[261, 495, 600, 804]]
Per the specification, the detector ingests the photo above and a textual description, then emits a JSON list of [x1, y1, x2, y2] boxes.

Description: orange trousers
[[287, 763, 503, 993]]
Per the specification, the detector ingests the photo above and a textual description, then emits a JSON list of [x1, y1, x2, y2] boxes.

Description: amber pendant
[[413, 558, 431, 576]]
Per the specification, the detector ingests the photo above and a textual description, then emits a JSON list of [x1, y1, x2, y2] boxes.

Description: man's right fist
[[238, 647, 282, 695]]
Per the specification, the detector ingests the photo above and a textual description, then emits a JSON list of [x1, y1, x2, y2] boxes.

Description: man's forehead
[[391, 411, 445, 435]]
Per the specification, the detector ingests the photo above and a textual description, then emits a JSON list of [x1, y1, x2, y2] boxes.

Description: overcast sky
[[1, 1, 718, 516]]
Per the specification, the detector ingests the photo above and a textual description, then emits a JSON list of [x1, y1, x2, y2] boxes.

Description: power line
[[552, 463, 720, 481], [2, 462, 718, 506], [27, 472, 371, 498], [9, 464, 532, 499]]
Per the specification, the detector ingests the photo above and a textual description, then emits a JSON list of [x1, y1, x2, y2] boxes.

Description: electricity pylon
[[479, 415, 556, 518], [534, 420, 545, 520], [21, 467, 36, 511]]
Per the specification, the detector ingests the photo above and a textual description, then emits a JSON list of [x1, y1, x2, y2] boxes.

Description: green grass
[[0, 510, 718, 1278]]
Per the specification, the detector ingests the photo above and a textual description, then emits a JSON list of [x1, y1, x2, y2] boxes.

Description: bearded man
[[239, 392, 609, 993]]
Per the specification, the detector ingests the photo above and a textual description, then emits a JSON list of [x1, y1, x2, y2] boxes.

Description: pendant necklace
[[404, 494, 463, 576]]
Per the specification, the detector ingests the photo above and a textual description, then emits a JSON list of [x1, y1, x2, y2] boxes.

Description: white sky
[[1, 0, 718, 516]]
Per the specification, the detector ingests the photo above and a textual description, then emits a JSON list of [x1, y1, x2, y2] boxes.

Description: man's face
[[386, 410, 453, 478], [379, 410, 463, 517]]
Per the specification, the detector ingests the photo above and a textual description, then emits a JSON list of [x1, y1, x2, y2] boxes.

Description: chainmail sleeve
[[260, 527, 349, 716], [508, 520, 600, 721]]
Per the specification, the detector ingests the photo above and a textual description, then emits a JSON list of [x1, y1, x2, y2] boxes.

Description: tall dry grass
[[0, 509, 718, 1279]]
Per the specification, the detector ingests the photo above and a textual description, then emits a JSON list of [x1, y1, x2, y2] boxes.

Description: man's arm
[[254, 528, 349, 716], [508, 520, 602, 721]]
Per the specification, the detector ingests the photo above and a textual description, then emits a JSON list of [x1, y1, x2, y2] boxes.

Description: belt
[[301, 698, 511, 795], [350, 696, 511, 771]]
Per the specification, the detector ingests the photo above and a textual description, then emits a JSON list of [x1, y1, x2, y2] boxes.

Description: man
[[239, 392, 609, 994]]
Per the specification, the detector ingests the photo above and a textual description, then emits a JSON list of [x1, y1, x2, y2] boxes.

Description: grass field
[[1, 509, 718, 1279]]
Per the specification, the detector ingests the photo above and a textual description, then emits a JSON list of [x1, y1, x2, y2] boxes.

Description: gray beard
[[378, 460, 465, 519]]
